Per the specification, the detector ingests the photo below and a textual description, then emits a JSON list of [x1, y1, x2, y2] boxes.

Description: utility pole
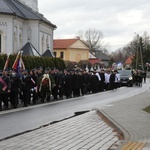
[[135, 33, 144, 70], [135, 33, 139, 70], [139, 39, 144, 70]]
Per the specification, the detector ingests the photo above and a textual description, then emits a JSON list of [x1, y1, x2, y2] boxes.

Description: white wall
[[0, 14, 54, 55], [0, 15, 14, 54], [39, 23, 53, 54]]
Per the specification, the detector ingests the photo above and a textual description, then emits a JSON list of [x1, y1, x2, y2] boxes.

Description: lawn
[[143, 106, 150, 113]]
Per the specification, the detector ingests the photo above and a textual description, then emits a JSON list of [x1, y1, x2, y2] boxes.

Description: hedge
[[0, 54, 66, 71]]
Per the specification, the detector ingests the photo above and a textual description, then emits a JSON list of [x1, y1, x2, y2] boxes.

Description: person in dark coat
[[90, 71, 99, 93], [142, 71, 146, 83], [82, 70, 90, 94], [109, 71, 116, 90], [21, 70, 31, 107], [62, 69, 72, 99], [79, 71, 85, 96], [51, 69, 63, 100], [0, 70, 11, 110], [99, 69, 105, 92], [10, 70, 21, 108], [70, 70, 77, 97], [30, 70, 38, 104], [36, 67, 43, 101], [39, 69, 52, 103], [75, 71, 83, 97]]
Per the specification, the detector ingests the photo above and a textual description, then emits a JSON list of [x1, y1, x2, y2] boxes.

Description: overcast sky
[[38, 0, 150, 52]]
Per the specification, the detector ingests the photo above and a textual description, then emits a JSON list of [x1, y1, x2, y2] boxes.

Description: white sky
[[38, 0, 150, 52]]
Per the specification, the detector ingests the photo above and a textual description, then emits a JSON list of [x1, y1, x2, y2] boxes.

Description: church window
[[46, 36, 49, 49], [27, 27, 31, 41], [19, 29, 23, 49], [42, 34, 44, 53], [13, 27, 17, 53]]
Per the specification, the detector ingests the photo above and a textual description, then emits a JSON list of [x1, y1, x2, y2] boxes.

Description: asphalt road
[[0, 81, 149, 140]]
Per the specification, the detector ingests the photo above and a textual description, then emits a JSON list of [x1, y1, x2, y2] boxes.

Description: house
[[90, 50, 111, 67], [124, 56, 133, 68], [89, 53, 101, 65], [0, 0, 56, 55], [53, 38, 89, 62]]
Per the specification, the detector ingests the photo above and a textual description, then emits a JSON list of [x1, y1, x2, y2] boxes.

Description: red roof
[[54, 39, 78, 49], [89, 58, 101, 65], [125, 56, 133, 64]]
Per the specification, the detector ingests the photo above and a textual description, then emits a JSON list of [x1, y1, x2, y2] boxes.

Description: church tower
[[18, 0, 38, 12]]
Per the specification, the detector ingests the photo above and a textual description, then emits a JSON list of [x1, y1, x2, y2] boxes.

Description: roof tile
[[125, 56, 133, 64], [54, 39, 78, 49]]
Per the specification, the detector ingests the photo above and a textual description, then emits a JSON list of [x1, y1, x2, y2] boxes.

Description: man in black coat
[[21, 70, 31, 107], [70, 70, 77, 97], [109, 70, 116, 90], [90, 71, 99, 93], [0, 70, 11, 110], [75, 71, 83, 97], [82, 70, 90, 94], [10, 70, 21, 108], [99, 69, 105, 92], [62, 69, 72, 99]]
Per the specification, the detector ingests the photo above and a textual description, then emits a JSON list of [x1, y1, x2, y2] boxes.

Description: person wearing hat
[[70, 69, 77, 97], [39, 69, 52, 103], [99, 69, 106, 92], [109, 70, 117, 90], [21, 70, 31, 107], [90, 71, 99, 93], [62, 69, 72, 99], [9, 69, 21, 108], [29, 70, 38, 104], [0, 70, 11, 110]]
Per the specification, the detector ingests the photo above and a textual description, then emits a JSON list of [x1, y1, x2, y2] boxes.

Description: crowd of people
[[0, 67, 146, 111]]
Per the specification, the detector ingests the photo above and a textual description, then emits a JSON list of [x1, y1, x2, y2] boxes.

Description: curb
[[97, 109, 131, 150]]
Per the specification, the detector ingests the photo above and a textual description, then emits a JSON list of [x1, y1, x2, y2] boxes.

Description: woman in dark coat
[[0, 70, 11, 110]]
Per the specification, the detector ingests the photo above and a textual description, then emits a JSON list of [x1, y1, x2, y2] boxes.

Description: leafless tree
[[77, 28, 104, 52]]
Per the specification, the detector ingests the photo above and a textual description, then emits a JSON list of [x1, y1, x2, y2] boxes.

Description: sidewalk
[[0, 89, 150, 149], [0, 110, 123, 150], [100, 89, 150, 150]]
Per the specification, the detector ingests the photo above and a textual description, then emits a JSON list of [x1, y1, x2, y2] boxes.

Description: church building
[[0, 0, 56, 55]]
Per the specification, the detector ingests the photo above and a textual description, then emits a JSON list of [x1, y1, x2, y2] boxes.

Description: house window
[[54, 52, 56, 57], [13, 27, 17, 53], [0, 34, 1, 53], [19, 29, 23, 49], [27, 27, 31, 41], [60, 52, 64, 59]]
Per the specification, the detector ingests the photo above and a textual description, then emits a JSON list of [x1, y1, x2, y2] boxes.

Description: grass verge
[[143, 106, 150, 113]]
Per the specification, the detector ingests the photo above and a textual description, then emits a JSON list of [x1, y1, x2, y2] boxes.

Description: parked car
[[118, 70, 133, 87]]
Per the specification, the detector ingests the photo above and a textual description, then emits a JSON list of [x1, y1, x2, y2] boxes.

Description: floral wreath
[[39, 74, 51, 92]]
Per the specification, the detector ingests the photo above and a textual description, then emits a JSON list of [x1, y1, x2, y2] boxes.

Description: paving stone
[[0, 109, 123, 149], [101, 90, 150, 149]]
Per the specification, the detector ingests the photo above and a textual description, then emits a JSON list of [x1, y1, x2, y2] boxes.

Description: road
[[0, 81, 149, 140]]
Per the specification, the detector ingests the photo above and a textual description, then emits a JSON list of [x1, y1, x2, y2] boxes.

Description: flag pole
[[12, 51, 21, 70], [3, 53, 10, 70], [20, 50, 25, 71]]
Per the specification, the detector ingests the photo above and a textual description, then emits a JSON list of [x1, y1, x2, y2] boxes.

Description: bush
[[0, 54, 66, 71]]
